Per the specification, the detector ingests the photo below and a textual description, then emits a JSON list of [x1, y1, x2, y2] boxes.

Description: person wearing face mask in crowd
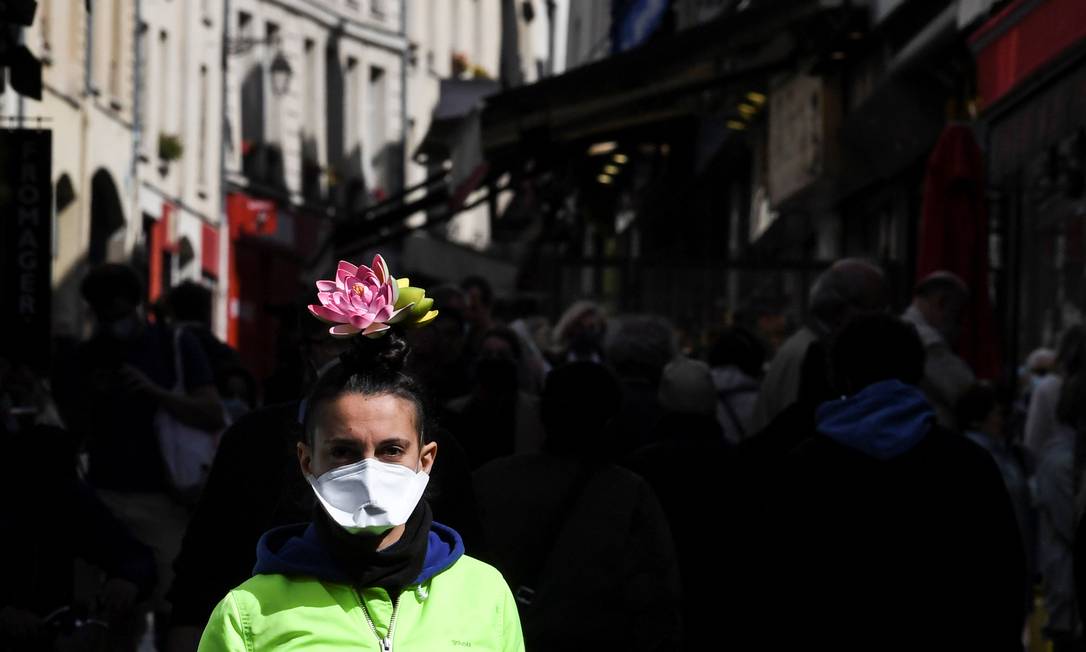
[[549, 300, 607, 365], [166, 296, 482, 652], [445, 327, 545, 470], [53, 263, 224, 647], [901, 271, 975, 429], [198, 262, 523, 650]]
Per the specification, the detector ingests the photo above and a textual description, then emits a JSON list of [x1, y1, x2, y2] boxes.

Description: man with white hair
[[750, 259, 888, 434], [902, 271, 975, 428]]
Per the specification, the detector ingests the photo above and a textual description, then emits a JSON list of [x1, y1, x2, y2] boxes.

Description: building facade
[[137, 0, 225, 322], [405, 0, 502, 248], [7, 0, 142, 339], [6, 0, 416, 385], [220, 0, 410, 380]]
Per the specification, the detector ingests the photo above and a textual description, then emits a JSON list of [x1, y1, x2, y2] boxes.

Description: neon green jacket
[[199, 522, 524, 651]]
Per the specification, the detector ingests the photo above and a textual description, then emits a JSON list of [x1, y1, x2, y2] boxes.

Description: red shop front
[[226, 192, 323, 389]]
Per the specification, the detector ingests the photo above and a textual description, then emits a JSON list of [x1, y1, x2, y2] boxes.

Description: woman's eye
[[331, 446, 353, 458], [381, 447, 405, 457]]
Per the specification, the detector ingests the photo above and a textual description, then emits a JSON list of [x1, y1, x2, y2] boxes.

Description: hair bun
[[339, 331, 410, 376]]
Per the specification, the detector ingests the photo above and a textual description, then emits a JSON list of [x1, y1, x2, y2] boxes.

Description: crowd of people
[[1, 256, 1085, 650]]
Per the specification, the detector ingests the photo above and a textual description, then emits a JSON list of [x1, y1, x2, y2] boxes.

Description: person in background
[[751, 258, 888, 433], [1026, 328, 1086, 459], [1010, 348, 1057, 448], [957, 383, 1034, 615], [0, 417, 157, 652], [406, 302, 471, 405], [733, 313, 1025, 648], [1025, 348, 1058, 390], [474, 362, 682, 650], [550, 300, 607, 365], [509, 317, 551, 395], [1038, 326, 1086, 651], [198, 331, 523, 651], [707, 327, 765, 444], [901, 271, 975, 429], [626, 356, 730, 649], [217, 364, 257, 422], [605, 314, 679, 452], [1, 356, 64, 433], [653, 356, 722, 440], [55, 264, 223, 647], [166, 281, 249, 408], [445, 327, 545, 469], [461, 275, 499, 358]]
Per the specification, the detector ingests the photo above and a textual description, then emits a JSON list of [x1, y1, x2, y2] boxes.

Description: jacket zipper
[[356, 589, 403, 652]]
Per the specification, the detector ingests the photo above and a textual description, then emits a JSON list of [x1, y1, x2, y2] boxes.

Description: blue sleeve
[[178, 330, 215, 391]]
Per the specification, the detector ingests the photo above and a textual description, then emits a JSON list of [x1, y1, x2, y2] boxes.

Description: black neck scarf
[[313, 499, 432, 596]]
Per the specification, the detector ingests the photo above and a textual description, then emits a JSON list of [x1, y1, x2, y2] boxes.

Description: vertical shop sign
[[0, 128, 53, 372]]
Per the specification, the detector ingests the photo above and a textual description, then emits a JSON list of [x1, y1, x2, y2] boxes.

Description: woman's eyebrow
[[324, 437, 361, 447], [377, 437, 413, 448]]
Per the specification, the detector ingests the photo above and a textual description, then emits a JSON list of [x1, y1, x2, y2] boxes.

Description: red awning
[[970, 0, 1086, 108]]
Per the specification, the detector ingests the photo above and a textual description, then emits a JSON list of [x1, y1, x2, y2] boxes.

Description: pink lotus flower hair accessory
[[308, 254, 439, 338]]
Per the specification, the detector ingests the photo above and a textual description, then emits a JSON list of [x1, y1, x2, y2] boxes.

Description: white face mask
[[307, 457, 430, 534]]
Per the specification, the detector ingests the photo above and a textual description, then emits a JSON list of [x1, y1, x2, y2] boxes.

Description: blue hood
[[816, 379, 935, 460], [253, 521, 464, 586]]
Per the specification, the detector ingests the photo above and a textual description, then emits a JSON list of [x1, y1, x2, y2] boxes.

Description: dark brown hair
[[302, 331, 428, 445]]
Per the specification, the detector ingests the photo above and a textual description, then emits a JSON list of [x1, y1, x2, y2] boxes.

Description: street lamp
[[269, 51, 293, 96], [225, 35, 294, 97]]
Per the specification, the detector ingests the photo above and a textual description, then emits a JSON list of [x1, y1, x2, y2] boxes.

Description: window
[[426, 1, 437, 69], [69, 2, 82, 58], [265, 21, 280, 48], [452, 0, 461, 54], [345, 57, 359, 150], [303, 39, 318, 131], [371, 0, 385, 19], [302, 38, 321, 200], [473, 0, 482, 64], [238, 11, 252, 42], [265, 22, 281, 144], [198, 65, 209, 187], [137, 22, 149, 152], [367, 66, 386, 185], [158, 30, 170, 146], [40, 0, 52, 52], [109, 0, 124, 101]]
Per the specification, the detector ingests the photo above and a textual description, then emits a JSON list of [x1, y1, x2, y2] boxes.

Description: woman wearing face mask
[[198, 258, 524, 651]]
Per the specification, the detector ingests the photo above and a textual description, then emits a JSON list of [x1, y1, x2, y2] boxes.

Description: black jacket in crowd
[[724, 387, 1026, 650]]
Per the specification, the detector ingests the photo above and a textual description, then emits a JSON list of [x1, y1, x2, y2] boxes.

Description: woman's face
[[298, 393, 437, 478]]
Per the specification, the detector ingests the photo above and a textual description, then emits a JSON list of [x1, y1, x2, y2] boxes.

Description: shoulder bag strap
[[513, 462, 598, 608], [718, 383, 759, 439], [171, 325, 186, 392]]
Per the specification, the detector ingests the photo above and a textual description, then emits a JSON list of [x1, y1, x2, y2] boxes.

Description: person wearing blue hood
[[736, 313, 1026, 649], [198, 305, 523, 650]]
